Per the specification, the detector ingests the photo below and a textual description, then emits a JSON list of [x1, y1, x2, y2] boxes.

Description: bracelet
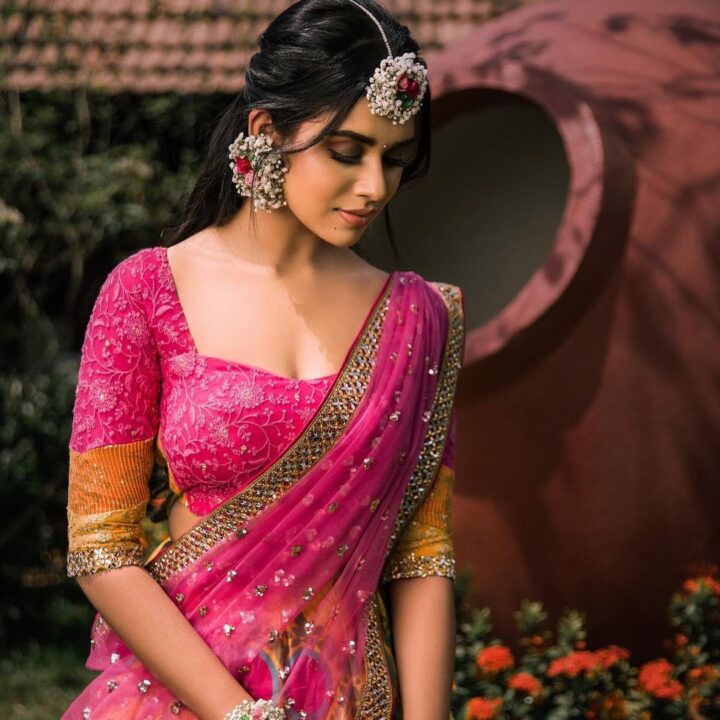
[[223, 698, 287, 720]]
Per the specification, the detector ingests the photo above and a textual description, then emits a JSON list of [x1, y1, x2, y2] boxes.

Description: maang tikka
[[228, 0, 428, 212]]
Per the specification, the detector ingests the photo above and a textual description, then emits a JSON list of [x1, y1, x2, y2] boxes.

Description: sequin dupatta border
[[383, 281, 465, 563], [357, 281, 464, 720], [146, 275, 395, 585]]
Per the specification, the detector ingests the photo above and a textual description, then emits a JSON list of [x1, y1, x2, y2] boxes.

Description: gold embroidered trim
[[66, 544, 145, 577], [358, 593, 394, 719], [359, 282, 464, 719], [383, 282, 464, 564], [146, 276, 394, 584], [383, 551, 456, 582]]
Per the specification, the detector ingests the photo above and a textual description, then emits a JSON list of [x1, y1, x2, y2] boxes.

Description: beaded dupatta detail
[[382, 281, 464, 570], [145, 273, 395, 584], [357, 282, 464, 720], [71, 272, 464, 720]]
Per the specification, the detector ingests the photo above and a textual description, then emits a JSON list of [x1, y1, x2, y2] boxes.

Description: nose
[[355, 156, 387, 203]]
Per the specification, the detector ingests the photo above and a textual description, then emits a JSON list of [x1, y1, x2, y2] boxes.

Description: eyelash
[[330, 151, 412, 168]]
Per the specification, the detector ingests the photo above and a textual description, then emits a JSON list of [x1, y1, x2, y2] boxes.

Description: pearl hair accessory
[[347, 0, 428, 125], [223, 697, 287, 720], [228, 130, 288, 212], [227, 0, 426, 209]]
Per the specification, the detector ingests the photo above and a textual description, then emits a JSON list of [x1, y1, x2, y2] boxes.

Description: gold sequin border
[[358, 592, 393, 719], [383, 282, 464, 567], [383, 552, 456, 582], [358, 281, 464, 720], [146, 277, 394, 584]]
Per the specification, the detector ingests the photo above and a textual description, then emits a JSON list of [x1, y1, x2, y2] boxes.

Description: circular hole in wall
[[363, 90, 570, 334]]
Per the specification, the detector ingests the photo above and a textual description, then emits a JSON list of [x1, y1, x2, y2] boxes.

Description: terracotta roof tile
[[1, 0, 530, 93]]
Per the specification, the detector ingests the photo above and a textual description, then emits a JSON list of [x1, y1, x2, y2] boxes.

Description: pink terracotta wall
[[429, 0, 720, 660]]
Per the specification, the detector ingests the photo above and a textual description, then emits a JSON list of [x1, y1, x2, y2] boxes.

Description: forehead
[[297, 95, 417, 147], [338, 96, 417, 145]]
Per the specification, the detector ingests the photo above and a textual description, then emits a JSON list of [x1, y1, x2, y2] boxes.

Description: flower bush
[[452, 565, 720, 719]]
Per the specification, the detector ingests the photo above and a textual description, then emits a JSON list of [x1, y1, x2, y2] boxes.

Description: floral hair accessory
[[227, 130, 288, 212], [347, 0, 428, 125]]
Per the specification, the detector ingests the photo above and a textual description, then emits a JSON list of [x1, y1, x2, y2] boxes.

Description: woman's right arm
[[76, 567, 253, 719], [66, 252, 252, 720]]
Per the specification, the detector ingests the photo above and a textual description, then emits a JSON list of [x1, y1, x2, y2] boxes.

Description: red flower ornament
[[235, 156, 253, 175], [396, 72, 420, 100]]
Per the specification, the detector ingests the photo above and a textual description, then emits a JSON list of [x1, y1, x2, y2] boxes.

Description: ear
[[247, 108, 276, 140]]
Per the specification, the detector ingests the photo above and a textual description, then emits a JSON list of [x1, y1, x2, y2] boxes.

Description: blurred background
[[2, 0, 719, 717]]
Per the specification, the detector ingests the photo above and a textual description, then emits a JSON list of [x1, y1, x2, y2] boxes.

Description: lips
[[339, 208, 373, 217], [336, 209, 375, 227]]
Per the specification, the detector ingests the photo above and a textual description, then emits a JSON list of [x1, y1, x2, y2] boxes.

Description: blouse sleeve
[[66, 255, 161, 578], [381, 408, 457, 583]]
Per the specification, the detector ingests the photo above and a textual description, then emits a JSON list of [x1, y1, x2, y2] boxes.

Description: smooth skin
[[77, 96, 455, 720]]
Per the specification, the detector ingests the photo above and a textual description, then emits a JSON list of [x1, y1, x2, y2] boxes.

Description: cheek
[[284, 153, 345, 213]]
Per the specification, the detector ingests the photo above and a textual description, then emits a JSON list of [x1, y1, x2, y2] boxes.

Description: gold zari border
[[382, 551, 456, 582], [383, 282, 464, 567], [359, 281, 464, 719], [146, 278, 394, 584], [67, 543, 145, 577], [358, 593, 394, 719]]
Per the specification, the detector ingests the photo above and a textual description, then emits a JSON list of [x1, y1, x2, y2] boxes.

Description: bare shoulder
[[165, 229, 211, 262]]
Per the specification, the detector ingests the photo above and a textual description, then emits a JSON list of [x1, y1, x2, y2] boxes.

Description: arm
[[384, 411, 459, 720], [77, 567, 252, 719], [389, 576, 455, 720], [66, 255, 252, 720]]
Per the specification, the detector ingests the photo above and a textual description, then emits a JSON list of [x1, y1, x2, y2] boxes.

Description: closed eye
[[330, 151, 413, 168]]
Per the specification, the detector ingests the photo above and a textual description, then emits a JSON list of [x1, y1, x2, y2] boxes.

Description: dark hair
[[161, 0, 431, 265]]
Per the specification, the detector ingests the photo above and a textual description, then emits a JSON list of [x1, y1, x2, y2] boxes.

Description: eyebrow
[[328, 130, 416, 149]]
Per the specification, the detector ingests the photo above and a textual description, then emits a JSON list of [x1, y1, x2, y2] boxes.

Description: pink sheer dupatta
[[63, 271, 464, 720]]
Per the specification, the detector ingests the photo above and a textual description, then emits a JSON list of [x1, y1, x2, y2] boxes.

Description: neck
[[214, 202, 337, 277]]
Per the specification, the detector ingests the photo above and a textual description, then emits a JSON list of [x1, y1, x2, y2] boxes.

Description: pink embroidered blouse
[[66, 246, 456, 579]]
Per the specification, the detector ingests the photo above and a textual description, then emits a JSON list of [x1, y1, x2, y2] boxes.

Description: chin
[[325, 233, 363, 249]]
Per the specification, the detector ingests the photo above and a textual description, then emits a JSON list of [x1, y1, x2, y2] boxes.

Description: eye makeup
[[329, 150, 413, 168]]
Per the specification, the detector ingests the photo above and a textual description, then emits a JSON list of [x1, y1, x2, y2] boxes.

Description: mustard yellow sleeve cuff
[[382, 462, 456, 582], [66, 438, 155, 577]]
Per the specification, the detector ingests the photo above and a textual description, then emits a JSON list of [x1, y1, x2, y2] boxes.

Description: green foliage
[[0, 88, 230, 647], [0, 641, 97, 719]]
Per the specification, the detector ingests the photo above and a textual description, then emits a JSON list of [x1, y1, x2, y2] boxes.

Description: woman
[[62, 0, 465, 718]]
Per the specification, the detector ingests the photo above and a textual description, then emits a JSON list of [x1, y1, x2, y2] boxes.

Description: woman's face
[[280, 97, 419, 247]]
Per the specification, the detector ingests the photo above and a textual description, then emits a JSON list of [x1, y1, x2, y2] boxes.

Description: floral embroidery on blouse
[[67, 245, 457, 577], [71, 246, 339, 516]]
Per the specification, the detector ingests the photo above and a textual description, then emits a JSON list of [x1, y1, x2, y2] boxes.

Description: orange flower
[[476, 645, 515, 674], [508, 672, 543, 697], [466, 697, 503, 720], [547, 651, 600, 678], [683, 576, 720, 595], [687, 665, 719, 685], [638, 659, 684, 700], [595, 645, 631, 670], [675, 633, 689, 649]]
